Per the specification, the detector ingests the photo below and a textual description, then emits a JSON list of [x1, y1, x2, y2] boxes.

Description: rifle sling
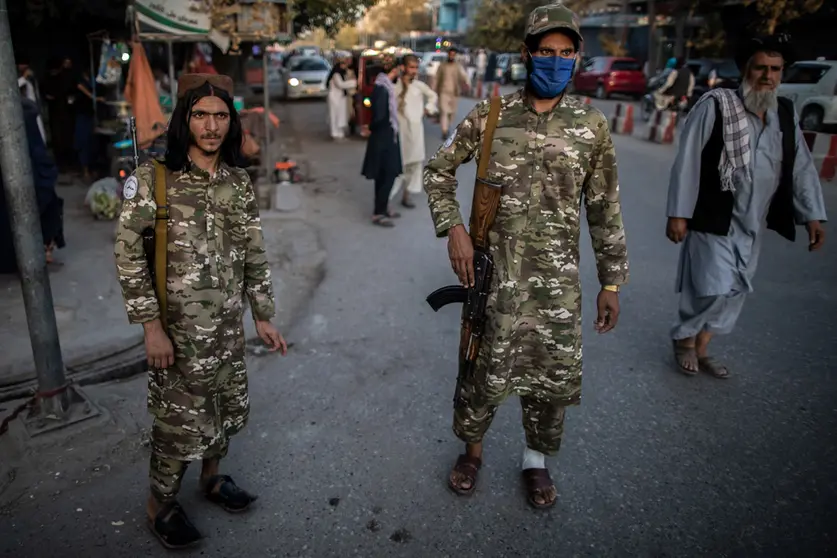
[[152, 161, 169, 330], [475, 97, 501, 181]]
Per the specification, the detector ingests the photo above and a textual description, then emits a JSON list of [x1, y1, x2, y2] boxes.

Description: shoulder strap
[[476, 96, 502, 179], [152, 160, 169, 329], [776, 96, 796, 161]]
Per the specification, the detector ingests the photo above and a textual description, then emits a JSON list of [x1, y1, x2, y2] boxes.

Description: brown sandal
[[698, 356, 730, 379], [448, 454, 482, 496], [522, 468, 557, 509], [673, 340, 698, 376]]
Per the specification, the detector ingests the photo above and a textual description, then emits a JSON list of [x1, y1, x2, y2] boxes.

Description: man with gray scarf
[[665, 35, 827, 379]]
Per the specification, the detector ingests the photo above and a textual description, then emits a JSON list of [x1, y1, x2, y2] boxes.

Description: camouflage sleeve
[[423, 101, 487, 237], [113, 164, 159, 323], [241, 174, 276, 322], [582, 116, 629, 286]]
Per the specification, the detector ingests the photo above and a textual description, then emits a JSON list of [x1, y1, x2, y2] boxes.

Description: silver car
[[280, 56, 331, 100]]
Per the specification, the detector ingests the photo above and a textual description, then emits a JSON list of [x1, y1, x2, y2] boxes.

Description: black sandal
[[371, 216, 395, 228], [448, 454, 482, 496], [147, 501, 202, 549], [203, 474, 258, 513], [522, 468, 558, 510]]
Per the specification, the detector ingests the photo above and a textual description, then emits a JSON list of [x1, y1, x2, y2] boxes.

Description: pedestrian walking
[[113, 73, 288, 549], [423, 3, 628, 509], [326, 55, 357, 141], [474, 47, 487, 92], [391, 54, 438, 209], [666, 35, 827, 379], [433, 47, 470, 140], [361, 56, 403, 228]]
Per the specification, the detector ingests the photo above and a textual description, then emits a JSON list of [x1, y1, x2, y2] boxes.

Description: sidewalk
[[0, 114, 325, 402]]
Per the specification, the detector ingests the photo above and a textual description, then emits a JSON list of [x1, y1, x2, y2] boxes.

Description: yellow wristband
[[602, 285, 620, 293]]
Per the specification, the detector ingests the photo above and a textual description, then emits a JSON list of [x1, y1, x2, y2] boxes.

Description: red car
[[573, 56, 646, 99]]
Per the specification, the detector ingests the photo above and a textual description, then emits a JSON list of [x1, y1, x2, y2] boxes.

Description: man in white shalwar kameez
[[666, 35, 827, 379], [327, 56, 357, 140], [391, 54, 438, 208]]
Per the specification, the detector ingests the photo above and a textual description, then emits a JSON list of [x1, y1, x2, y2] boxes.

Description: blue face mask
[[527, 55, 576, 98]]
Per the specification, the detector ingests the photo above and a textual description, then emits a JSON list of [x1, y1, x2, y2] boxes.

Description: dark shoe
[[147, 501, 203, 549], [202, 474, 258, 513]]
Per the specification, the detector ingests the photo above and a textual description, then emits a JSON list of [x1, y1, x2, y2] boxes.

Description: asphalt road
[[1, 91, 836, 557]]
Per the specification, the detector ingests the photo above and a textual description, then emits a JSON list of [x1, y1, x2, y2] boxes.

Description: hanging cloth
[[123, 41, 167, 148]]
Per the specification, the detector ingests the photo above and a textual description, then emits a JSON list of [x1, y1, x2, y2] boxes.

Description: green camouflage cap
[[525, 3, 583, 43]]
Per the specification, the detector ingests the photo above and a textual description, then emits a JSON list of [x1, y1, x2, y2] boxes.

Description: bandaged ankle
[[522, 447, 546, 470]]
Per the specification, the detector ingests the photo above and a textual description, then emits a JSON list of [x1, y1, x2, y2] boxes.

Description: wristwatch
[[602, 285, 620, 293]]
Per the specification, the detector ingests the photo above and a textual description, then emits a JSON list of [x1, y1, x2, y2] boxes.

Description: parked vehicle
[[573, 57, 646, 99], [419, 51, 447, 80], [778, 59, 837, 131], [351, 52, 387, 137], [684, 58, 740, 109], [277, 56, 331, 100], [494, 53, 526, 85]]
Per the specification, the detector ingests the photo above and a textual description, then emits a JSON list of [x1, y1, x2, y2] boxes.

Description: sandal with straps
[[522, 468, 558, 510], [448, 454, 482, 496]]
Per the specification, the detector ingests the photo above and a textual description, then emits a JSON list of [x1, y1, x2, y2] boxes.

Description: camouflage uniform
[[424, 5, 629, 454], [114, 160, 275, 501]]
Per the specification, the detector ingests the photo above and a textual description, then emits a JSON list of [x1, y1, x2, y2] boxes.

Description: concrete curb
[[0, 216, 327, 404]]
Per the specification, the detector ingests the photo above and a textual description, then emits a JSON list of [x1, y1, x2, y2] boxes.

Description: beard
[[741, 81, 778, 114], [190, 131, 223, 156]]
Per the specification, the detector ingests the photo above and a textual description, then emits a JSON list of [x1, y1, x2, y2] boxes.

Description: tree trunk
[[647, 0, 657, 75], [674, 0, 689, 56], [620, 0, 630, 50]]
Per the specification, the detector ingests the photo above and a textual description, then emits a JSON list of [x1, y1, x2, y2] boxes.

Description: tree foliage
[[743, 0, 824, 34], [292, 0, 376, 37], [362, 0, 432, 38], [467, 0, 595, 51], [598, 32, 627, 56]]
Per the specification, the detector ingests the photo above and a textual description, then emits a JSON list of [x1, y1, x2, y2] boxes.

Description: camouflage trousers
[[453, 396, 566, 455], [149, 444, 230, 503]]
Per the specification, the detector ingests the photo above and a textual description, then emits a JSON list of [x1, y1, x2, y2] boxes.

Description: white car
[[778, 60, 837, 131], [419, 52, 448, 80], [280, 55, 331, 100]]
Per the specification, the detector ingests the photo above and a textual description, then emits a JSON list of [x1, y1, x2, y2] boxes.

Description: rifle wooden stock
[[468, 96, 503, 250], [425, 96, 503, 409]]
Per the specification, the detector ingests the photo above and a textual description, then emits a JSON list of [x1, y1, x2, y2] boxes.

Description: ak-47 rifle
[[425, 96, 502, 409], [132, 117, 170, 329]]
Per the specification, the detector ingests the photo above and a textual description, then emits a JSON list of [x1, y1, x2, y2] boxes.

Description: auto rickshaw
[[350, 47, 413, 138]]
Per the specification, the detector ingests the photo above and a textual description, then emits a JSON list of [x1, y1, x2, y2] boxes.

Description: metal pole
[[167, 40, 176, 100], [0, 0, 67, 405], [262, 43, 271, 182], [89, 39, 98, 125]]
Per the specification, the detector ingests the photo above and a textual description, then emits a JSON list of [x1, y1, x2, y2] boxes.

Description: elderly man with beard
[[666, 36, 827, 379], [114, 73, 288, 549]]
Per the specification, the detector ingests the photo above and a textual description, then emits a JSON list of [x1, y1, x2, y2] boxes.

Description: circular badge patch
[[122, 176, 138, 200]]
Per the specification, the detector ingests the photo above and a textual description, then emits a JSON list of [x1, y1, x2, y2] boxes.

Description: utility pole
[[647, 0, 657, 75], [0, 0, 95, 434]]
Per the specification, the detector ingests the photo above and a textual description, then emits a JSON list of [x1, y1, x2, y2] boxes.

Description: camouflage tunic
[[424, 91, 629, 406], [114, 160, 275, 461]]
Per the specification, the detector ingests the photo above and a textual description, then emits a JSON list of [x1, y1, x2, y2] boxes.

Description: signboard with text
[[135, 0, 211, 35]]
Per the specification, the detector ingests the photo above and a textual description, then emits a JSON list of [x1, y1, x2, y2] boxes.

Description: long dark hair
[[164, 82, 245, 172]]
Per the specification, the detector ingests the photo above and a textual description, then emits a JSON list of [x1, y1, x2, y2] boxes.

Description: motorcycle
[[641, 89, 690, 122]]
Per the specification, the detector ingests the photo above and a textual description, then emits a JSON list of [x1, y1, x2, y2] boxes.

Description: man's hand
[[255, 321, 288, 355], [666, 217, 688, 243], [143, 319, 174, 370], [594, 289, 620, 334], [447, 224, 475, 287], [806, 221, 825, 251]]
